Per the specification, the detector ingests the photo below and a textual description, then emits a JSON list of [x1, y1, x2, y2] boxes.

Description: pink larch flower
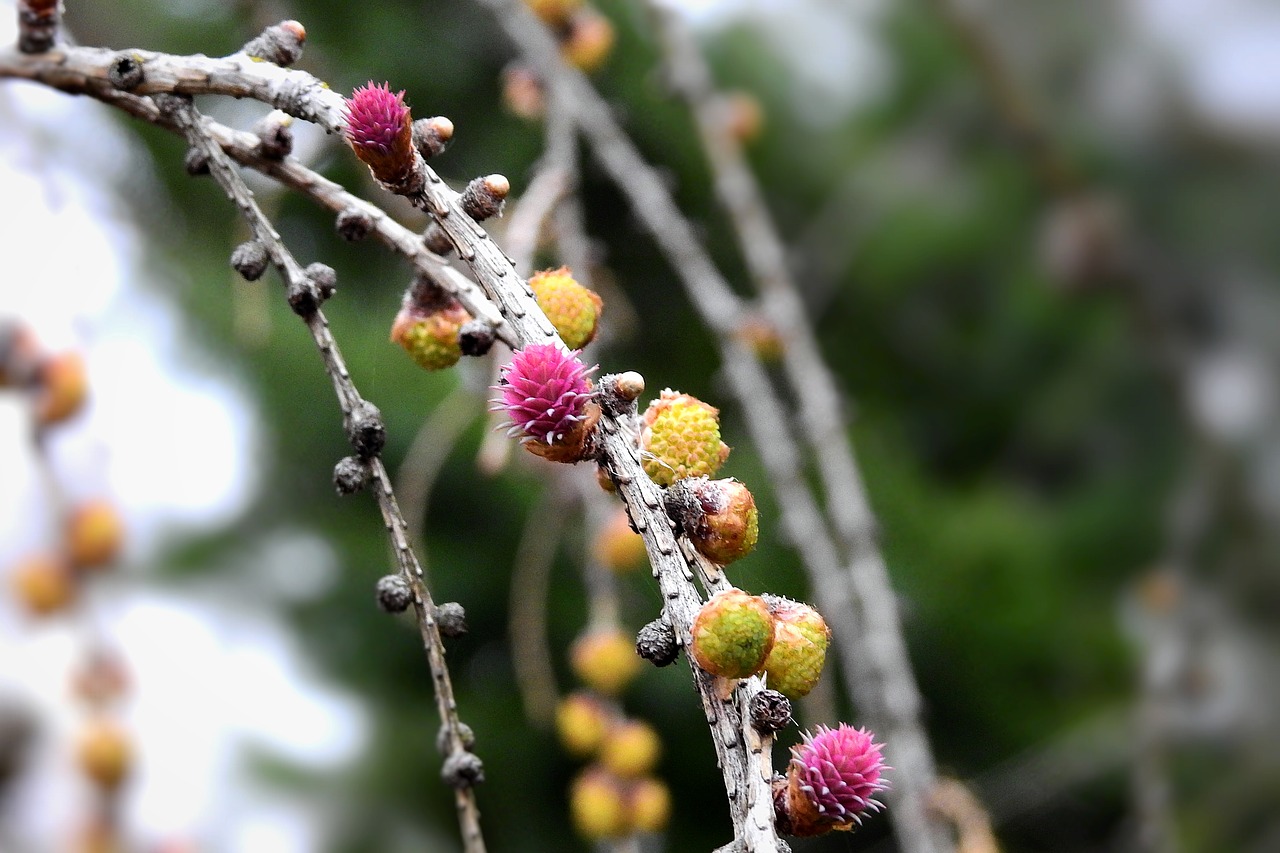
[[344, 82, 415, 186], [493, 343, 595, 447], [776, 724, 889, 837], [791, 724, 888, 823]]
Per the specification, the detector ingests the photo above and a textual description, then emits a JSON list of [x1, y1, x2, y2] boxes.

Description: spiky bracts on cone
[[344, 82, 417, 189], [640, 390, 730, 486], [761, 597, 831, 699], [528, 267, 603, 350], [390, 298, 470, 371], [493, 344, 600, 463], [774, 724, 889, 837], [667, 477, 759, 565], [689, 589, 775, 679]]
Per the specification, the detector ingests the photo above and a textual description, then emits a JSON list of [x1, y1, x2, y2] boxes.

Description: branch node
[[442, 751, 485, 789], [749, 689, 793, 735], [253, 110, 294, 160], [423, 223, 455, 256], [333, 455, 371, 495], [286, 276, 320, 316], [240, 20, 307, 67], [460, 174, 510, 222], [413, 116, 455, 159], [345, 400, 386, 458], [596, 372, 643, 416], [305, 262, 338, 303], [183, 147, 211, 177], [434, 602, 469, 638], [458, 319, 498, 357], [107, 53, 146, 91], [230, 240, 269, 281], [376, 574, 413, 614], [335, 207, 374, 242], [438, 722, 477, 755], [636, 615, 680, 667]]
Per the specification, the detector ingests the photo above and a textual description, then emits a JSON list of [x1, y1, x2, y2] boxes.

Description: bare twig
[[158, 93, 487, 853]]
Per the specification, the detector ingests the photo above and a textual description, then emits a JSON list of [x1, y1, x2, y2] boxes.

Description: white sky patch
[[1127, 0, 1280, 140], [0, 592, 367, 849], [663, 0, 889, 127]]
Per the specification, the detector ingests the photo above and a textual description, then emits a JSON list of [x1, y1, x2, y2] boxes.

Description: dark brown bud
[[183, 147, 211, 176], [240, 20, 307, 67], [375, 574, 413, 613], [345, 400, 386, 458], [107, 54, 144, 91], [441, 751, 484, 788], [333, 456, 370, 495], [423, 223, 454, 256], [438, 722, 476, 755], [434, 602, 468, 638], [286, 277, 319, 317], [749, 689, 793, 734], [458, 320, 497, 357], [335, 208, 374, 242], [636, 616, 679, 667], [412, 116, 454, 159], [253, 111, 294, 160], [18, 0, 60, 54], [231, 241, 269, 281], [460, 174, 509, 222], [305, 262, 337, 302]]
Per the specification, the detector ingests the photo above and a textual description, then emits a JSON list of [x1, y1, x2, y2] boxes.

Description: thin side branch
[[158, 94, 487, 853]]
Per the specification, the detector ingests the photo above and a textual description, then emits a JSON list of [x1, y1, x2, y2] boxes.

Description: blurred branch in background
[[928, 0, 1280, 849]]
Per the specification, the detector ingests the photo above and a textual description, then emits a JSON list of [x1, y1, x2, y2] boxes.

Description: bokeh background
[[2, 0, 1279, 851]]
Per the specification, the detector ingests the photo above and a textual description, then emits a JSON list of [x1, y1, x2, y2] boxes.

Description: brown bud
[[460, 174, 510, 221], [375, 574, 413, 613], [412, 116, 454, 159]]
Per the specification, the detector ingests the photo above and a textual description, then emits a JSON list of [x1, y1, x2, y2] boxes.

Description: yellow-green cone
[[640, 390, 730, 487], [690, 589, 775, 679], [390, 301, 470, 371], [529, 266, 603, 350], [761, 598, 830, 699]]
